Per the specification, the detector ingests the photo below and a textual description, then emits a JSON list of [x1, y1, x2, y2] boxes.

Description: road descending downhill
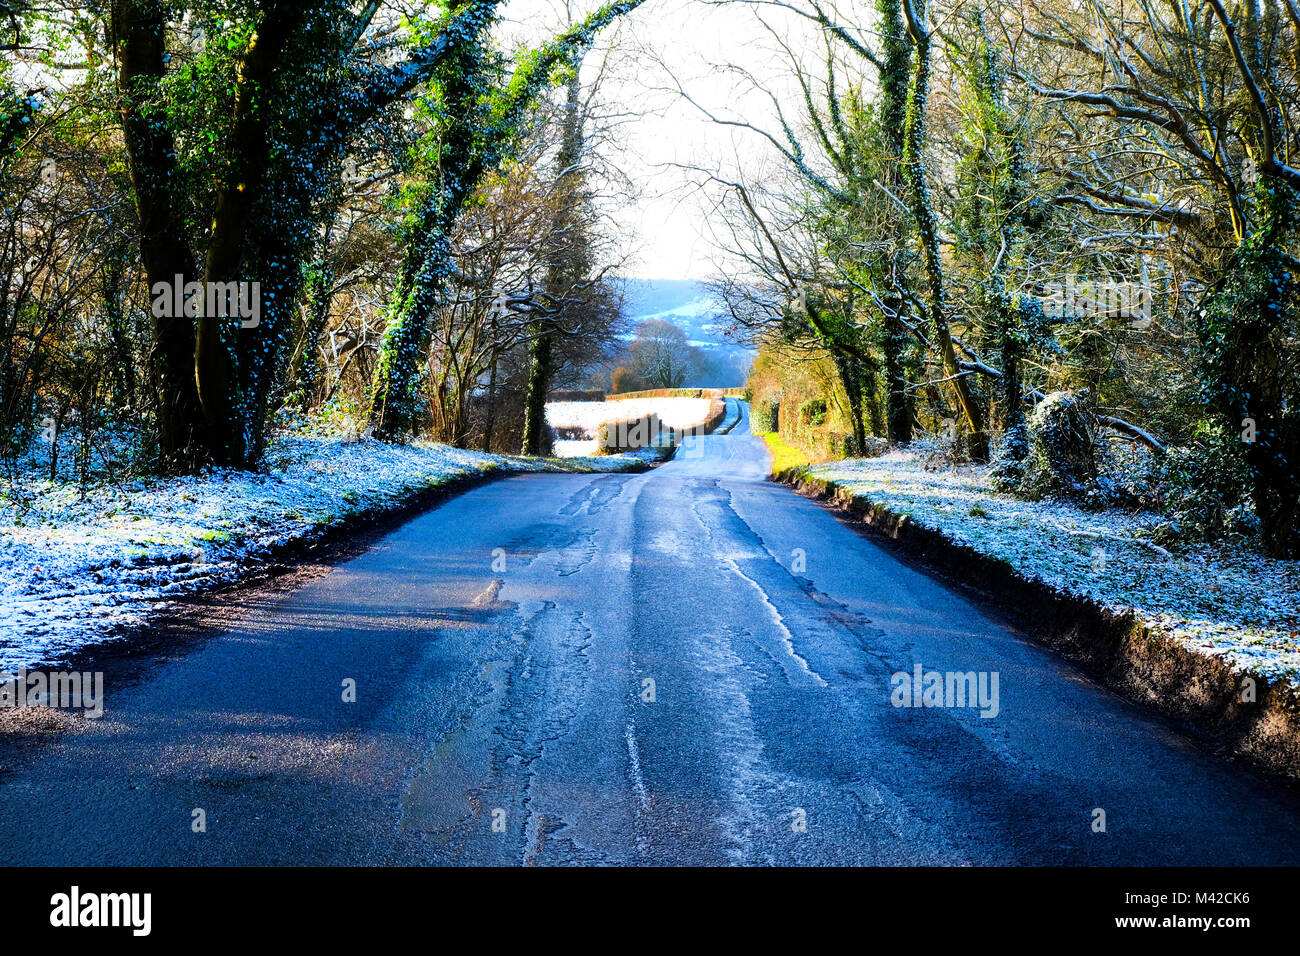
[[3, 399, 1300, 866]]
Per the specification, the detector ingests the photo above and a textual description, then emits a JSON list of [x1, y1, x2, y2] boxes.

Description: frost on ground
[[546, 397, 711, 457], [0, 433, 641, 671], [808, 449, 1300, 688]]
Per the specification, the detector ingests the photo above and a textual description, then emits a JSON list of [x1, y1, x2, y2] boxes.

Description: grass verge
[[761, 432, 812, 478]]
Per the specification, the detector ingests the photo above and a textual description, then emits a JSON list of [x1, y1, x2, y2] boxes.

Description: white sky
[[501, 0, 879, 280]]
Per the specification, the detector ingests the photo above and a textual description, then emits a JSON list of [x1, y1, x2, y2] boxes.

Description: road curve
[[3, 400, 1300, 865]]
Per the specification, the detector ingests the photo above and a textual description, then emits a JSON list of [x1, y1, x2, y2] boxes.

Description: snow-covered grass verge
[[0, 434, 643, 670], [801, 449, 1300, 690]]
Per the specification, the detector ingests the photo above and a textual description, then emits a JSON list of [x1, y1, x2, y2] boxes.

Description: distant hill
[[617, 278, 755, 387], [620, 278, 702, 317]]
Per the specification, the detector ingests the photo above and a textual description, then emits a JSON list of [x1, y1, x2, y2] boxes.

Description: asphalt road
[[4, 399, 1300, 865]]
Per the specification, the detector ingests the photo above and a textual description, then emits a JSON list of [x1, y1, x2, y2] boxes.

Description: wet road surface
[[3, 400, 1300, 865]]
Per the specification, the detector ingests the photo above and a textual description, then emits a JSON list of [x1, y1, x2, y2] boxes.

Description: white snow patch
[[809, 450, 1300, 688], [0, 433, 641, 670]]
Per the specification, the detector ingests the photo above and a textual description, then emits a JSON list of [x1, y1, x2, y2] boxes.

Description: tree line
[[3, 0, 1297, 557], [1, 0, 639, 476], [697, 0, 1298, 557]]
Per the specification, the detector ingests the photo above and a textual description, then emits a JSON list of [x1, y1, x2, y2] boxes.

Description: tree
[[521, 64, 594, 455], [626, 319, 705, 388], [899, 0, 990, 460], [366, 0, 640, 441]]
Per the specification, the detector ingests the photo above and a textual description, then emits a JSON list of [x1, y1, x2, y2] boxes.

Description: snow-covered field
[[553, 438, 600, 457], [808, 450, 1300, 687], [545, 398, 711, 457], [0, 434, 641, 670]]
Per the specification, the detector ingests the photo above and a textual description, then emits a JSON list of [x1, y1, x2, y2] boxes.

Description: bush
[[597, 413, 664, 453], [610, 367, 641, 394], [1015, 391, 1099, 501], [988, 421, 1030, 492], [548, 389, 605, 402], [751, 398, 779, 434], [763, 432, 810, 475], [798, 397, 827, 427], [827, 432, 887, 459], [834, 433, 888, 459], [606, 388, 701, 401], [827, 432, 856, 459], [1156, 421, 1256, 541]]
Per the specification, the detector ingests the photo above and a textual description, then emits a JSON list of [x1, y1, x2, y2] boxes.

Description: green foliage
[[1157, 421, 1256, 542], [597, 412, 662, 453], [799, 397, 827, 426], [763, 432, 810, 477], [369, 1, 641, 438], [751, 398, 779, 434], [608, 388, 701, 400], [0, 88, 42, 165], [988, 421, 1030, 492], [1193, 182, 1299, 555], [1014, 391, 1099, 502]]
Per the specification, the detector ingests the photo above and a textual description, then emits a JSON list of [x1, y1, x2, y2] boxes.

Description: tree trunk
[[900, 0, 989, 460], [196, 2, 299, 466], [481, 353, 498, 452], [520, 328, 554, 455], [101, 239, 137, 406], [881, 307, 914, 443], [113, 0, 203, 469]]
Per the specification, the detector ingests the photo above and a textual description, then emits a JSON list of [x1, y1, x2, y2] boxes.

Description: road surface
[[3, 400, 1300, 865]]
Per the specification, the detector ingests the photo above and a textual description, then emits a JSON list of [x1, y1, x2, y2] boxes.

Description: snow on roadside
[[808, 450, 1300, 687], [0, 434, 642, 670]]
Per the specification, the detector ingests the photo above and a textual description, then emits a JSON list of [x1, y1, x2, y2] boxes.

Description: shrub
[[610, 367, 641, 394], [1156, 420, 1256, 541], [751, 398, 779, 434], [988, 421, 1030, 492], [827, 432, 888, 459], [548, 389, 605, 402], [827, 432, 885, 459], [798, 397, 827, 427], [605, 388, 701, 401], [1015, 391, 1099, 501], [597, 413, 664, 453]]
